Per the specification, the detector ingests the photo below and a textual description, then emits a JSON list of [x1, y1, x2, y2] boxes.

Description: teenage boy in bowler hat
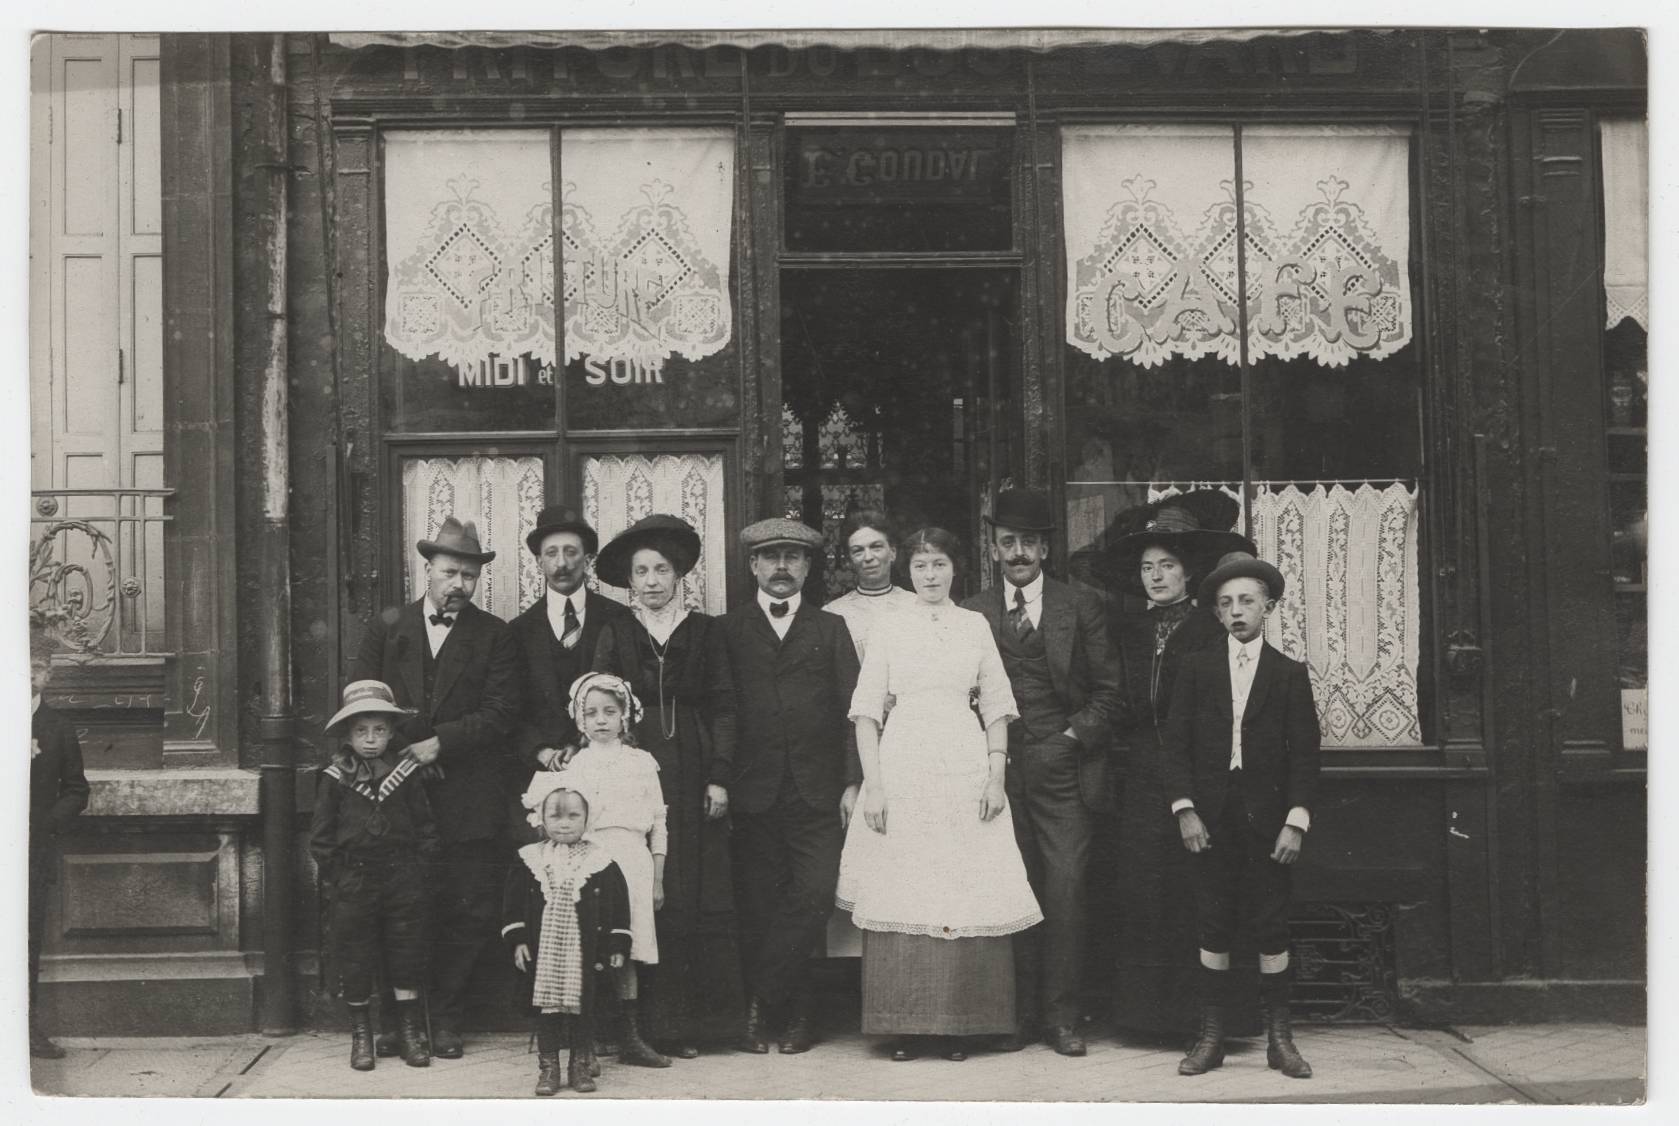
[[963, 487, 1122, 1057], [713, 517, 862, 1055], [1161, 553, 1320, 1080], [349, 516, 522, 1059], [509, 506, 633, 778]]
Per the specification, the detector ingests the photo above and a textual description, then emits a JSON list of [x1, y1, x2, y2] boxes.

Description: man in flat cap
[[713, 517, 862, 1055], [350, 516, 522, 1059], [963, 487, 1122, 1057], [508, 505, 633, 778]]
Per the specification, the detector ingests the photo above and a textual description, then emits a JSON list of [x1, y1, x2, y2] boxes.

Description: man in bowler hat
[[713, 517, 862, 1055], [1161, 554, 1320, 1079], [349, 516, 521, 1058], [509, 506, 633, 778], [963, 487, 1122, 1056]]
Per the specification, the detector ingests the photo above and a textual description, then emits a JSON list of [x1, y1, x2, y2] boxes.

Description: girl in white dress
[[836, 528, 1043, 1062], [553, 671, 673, 1069]]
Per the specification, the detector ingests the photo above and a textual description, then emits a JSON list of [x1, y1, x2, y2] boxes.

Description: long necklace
[[647, 627, 679, 741]]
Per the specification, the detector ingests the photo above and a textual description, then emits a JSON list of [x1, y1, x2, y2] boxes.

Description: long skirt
[[860, 930, 1015, 1036]]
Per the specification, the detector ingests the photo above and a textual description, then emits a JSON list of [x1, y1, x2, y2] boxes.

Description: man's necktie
[[561, 598, 582, 650], [1237, 648, 1251, 670], [1010, 589, 1033, 638], [429, 613, 455, 628], [770, 601, 790, 619]]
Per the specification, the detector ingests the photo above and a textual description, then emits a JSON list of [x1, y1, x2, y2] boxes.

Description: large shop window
[[380, 127, 739, 433], [1600, 116, 1647, 750], [1061, 123, 1425, 749]]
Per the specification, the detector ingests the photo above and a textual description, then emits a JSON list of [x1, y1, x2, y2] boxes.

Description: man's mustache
[[1006, 557, 1034, 567]]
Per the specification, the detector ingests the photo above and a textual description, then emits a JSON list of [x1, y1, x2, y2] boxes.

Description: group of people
[[291, 484, 1321, 1094]]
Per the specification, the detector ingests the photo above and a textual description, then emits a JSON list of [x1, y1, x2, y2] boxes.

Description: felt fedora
[[596, 514, 702, 589], [984, 488, 1056, 533], [1199, 553, 1286, 605], [526, 505, 600, 557], [417, 516, 496, 564]]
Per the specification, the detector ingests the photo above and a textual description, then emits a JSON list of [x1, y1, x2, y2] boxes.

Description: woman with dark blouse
[[1105, 492, 1254, 1038], [590, 514, 745, 1057]]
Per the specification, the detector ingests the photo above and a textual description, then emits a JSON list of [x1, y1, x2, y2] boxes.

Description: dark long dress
[[593, 611, 745, 1046], [1111, 599, 1228, 1036]]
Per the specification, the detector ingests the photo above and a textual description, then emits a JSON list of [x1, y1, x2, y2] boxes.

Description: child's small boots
[[348, 1003, 376, 1071], [398, 998, 431, 1068]]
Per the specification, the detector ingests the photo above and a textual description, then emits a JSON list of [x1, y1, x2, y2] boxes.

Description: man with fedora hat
[[349, 515, 522, 1058], [1160, 553, 1320, 1080], [713, 517, 861, 1055], [963, 487, 1122, 1057], [509, 505, 633, 778]]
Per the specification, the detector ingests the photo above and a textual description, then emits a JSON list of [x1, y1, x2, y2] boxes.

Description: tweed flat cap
[[740, 517, 824, 554]]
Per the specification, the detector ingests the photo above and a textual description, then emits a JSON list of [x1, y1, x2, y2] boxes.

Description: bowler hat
[[984, 488, 1056, 533], [596, 514, 702, 589], [417, 516, 496, 564], [1108, 490, 1256, 599], [1199, 553, 1286, 605], [325, 679, 415, 733], [526, 505, 600, 557], [741, 517, 824, 555]]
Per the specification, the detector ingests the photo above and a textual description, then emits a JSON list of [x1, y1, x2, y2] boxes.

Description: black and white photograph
[[12, 1, 1659, 1110]]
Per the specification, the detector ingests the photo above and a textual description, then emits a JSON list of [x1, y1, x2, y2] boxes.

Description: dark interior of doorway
[[780, 268, 1016, 601]]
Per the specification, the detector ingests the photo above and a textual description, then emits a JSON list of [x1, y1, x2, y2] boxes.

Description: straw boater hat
[[525, 504, 599, 557], [1107, 490, 1256, 598], [325, 680, 415, 733], [983, 487, 1057, 533], [740, 517, 824, 555], [596, 514, 702, 589], [1199, 551, 1286, 606], [417, 516, 496, 564]]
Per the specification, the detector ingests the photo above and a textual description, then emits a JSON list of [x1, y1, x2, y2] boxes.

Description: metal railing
[[30, 488, 174, 658]]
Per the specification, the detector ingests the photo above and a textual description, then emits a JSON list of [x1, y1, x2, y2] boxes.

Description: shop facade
[[30, 28, 1645, 1034]]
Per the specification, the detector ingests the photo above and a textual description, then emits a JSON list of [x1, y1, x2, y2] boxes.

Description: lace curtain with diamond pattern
[[400, 456, 546, 621], [582, 454, 728, 615]]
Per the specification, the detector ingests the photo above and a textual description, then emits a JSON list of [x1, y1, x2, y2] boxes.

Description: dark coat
[[1158, 639, 1321, 839], [1116, 602, 1228, 744], [502, 851, 633, 1016], [308, 752, 441, 885], [712, 599, 861, 815], [509, 590, 634, 773], [348, 599, 522, 843], [963, 575, 1126, 811], [31, 702, 90, 873]]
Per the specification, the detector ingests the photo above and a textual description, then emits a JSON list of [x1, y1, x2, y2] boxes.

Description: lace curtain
[[1600, 117, 1648, 330], [1064, 124, 1413, 369], [582, 454, 729, 615], [400, 456, 546, 621], [1150, 481, 1422, 749]]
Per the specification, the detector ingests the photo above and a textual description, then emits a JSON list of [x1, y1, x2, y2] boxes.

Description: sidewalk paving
[[29, 1022, 1644, 1104]]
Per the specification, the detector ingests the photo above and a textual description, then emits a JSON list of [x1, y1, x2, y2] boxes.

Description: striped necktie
[[561, 598, 582, 650]]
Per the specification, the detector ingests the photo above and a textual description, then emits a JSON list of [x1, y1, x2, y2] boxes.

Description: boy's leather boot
[[1178, 966, 1228, 1076], [1262, 970, 1313, 1079], [348, 1004, 376, 1072]]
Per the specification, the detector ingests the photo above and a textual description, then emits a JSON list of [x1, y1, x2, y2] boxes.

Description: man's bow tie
[[769, 601, 790, 619], [429, 613, 455, 628]]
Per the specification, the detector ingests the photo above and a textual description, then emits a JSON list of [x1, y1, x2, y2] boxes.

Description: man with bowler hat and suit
[[714, 517, 862, 1055], [349, 516, 522, 1059], [509, 506, 633, 778], [963, 488, 1122, 1057], [1161, 552, 1320, 1080]]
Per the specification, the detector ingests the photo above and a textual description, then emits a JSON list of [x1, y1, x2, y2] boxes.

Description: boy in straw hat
[[1159, 554, 1321, 1080], [310, 680, 441, 1071]]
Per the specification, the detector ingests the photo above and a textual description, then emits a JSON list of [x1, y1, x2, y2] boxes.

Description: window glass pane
[[784, 128, 1014, 252], [1248, 348, 1422, 481], [399, 455, 547, 621]]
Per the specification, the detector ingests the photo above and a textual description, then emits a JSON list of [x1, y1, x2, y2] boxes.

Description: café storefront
[[37, 28, 1645, 1035]]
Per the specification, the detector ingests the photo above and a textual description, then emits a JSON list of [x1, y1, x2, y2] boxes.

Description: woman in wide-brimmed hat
[[588, 514, 744, 1057], [1103, 490, 1258, 1039]]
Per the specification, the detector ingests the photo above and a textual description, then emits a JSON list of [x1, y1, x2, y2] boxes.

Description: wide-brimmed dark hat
[[1200, 552, 1286, 605], [596, 514, 702, 589], [526, 505, 599, 556], [1107, 490, 1255, 598], [984, 488, 1056, 533], [417, 516, 496, 564]]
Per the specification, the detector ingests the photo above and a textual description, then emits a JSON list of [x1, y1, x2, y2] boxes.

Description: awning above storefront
[[329, 28, 1326, 53]]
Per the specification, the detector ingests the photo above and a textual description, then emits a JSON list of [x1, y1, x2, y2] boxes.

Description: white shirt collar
[[1227, 633, 1264, 663], [757, 588, 802, 617], [1006, 570, 1045, 605], [424, 594, 452, 620]]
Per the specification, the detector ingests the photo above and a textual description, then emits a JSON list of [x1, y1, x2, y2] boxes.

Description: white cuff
[[1171, 798, 1195, 815], [1285, 806, 1311, 833], [501, 922, 525, 937]]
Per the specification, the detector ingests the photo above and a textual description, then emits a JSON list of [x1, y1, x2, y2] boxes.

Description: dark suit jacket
[[963, 575, 1125, 811], [31, 702, 90, 874], [1158, 640, 1321, 839], [349, 599, 522, 843], [713, 598, 861, 816], [508, 590, 634, 773]]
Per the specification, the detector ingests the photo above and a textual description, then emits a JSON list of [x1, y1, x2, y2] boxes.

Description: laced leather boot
[[619, 1003, 672, 1068], [1178, 967, 1229, 1076], [568, 1046, 597, 1093], [1262, 973, 1313, 1079], [736, 995, 771, 1054], [534, 1050, 563, 1096], [398, 1000, 432, 1068], [348, 1005, 376, 1072]]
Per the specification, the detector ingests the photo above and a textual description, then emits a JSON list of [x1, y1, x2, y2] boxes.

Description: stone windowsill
[[85, 769, 260, 818]]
